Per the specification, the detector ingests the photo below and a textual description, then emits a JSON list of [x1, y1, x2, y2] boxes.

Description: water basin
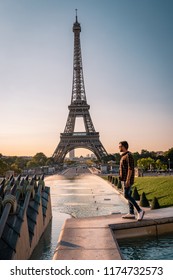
[[118, 233, 173, 260]]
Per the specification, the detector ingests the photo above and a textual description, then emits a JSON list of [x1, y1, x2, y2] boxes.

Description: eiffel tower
[[53, 11, 108, 163]]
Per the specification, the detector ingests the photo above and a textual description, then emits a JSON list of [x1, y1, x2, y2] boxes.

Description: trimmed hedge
[[115, 177, 118, 186], [117, 180, 122, 189], [151, 197, 160, 209], [140, 192, 150, 207], [132, 186, 140, 201]]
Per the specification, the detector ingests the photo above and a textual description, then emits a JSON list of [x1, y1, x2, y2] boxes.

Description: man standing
[[119, 141, 145, 221]]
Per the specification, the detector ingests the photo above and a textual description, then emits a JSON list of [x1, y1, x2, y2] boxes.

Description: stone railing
[[0, 174, 52, 260]]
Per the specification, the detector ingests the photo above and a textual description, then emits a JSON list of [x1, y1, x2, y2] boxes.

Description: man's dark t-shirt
[[119, 151, 135, 185]]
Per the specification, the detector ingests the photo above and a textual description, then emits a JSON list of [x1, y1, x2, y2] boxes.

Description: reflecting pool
[[118, 233, 173, 260]]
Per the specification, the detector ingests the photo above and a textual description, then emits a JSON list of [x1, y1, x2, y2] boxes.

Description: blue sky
[[0, 0, 173, 156]]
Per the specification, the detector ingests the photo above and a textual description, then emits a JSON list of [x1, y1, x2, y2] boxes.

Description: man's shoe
[[122, 213, 135, 219], [137, 210, 145, 221]]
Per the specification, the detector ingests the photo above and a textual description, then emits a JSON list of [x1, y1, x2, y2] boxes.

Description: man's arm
[[126, 169, 132, 187], [126, 153, 134, 187]]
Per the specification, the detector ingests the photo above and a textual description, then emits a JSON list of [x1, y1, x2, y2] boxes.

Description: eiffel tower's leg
[[52, 143, 65, 163], [64, 112, 75, 134], [53, 139, 70, 163], [89, 139, 108, 161], [83, 111, 95, 133]]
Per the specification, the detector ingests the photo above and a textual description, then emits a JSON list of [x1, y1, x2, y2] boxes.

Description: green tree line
[[0, 147, 173, 176], [106, 147, 173, 171], [0, 153, 54, 176]]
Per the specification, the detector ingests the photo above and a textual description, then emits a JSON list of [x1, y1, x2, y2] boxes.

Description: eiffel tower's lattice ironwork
[[53, 11, 108, 163]]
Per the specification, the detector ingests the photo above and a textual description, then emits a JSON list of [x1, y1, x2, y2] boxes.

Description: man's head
[[119, 141, 129, 153]]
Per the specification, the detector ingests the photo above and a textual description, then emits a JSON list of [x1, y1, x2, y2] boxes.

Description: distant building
[[100, 165, 107, 174], [69, 150, 75, 160], [91, 154, 96, 159], [156, 151, 164, 156], [5, 170, 15, 179]]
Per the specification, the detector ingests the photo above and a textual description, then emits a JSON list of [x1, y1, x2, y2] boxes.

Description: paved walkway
[[46, 172, 128, 219]]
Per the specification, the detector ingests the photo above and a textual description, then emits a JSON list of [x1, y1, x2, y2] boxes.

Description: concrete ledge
[[110, 216, 173, 239], [54, 249, 121, 260], [53, 215, 123, 260], [53, 207, 173, 260]]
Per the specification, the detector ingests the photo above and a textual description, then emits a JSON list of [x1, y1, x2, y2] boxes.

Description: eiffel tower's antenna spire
[[72, 8, 85, 103], [75, 8, 78, 22]]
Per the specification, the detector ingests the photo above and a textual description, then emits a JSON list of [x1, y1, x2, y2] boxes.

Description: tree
[[26, 160, 38, 169], [155, 159, 167, 171], [14, 157, 29, 170], [3, 156, 17, 167], [46, 158, 54, 166], [133, 152, 140, 166], [165, 147, 173, 169], [33, 153, 47, 166], [11, 163, 21, 174], [101, 154, 116, 163], [0, 159, 9, 176], [155, 159, 162, 170], [141, 149, 151, 158], [113, 153, 121, 163], [165, 147, 173, 158], [137, 157, 155, 171]]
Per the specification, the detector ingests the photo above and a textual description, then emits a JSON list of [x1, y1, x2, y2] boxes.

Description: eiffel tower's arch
[[53, 12, 108, 163], [55, 137, 106, 163]]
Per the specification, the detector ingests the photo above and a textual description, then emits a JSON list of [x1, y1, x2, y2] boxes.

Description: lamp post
[[108, 160, 116, 174], [168, 158, 170, 174]]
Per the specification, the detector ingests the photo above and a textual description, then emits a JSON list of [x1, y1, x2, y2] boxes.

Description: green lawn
[[133, 176, 173, 208], [102, 175, 173, 208]]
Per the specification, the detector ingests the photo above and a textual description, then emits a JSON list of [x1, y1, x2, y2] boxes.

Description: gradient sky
[[0, 0, 173, 157]]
